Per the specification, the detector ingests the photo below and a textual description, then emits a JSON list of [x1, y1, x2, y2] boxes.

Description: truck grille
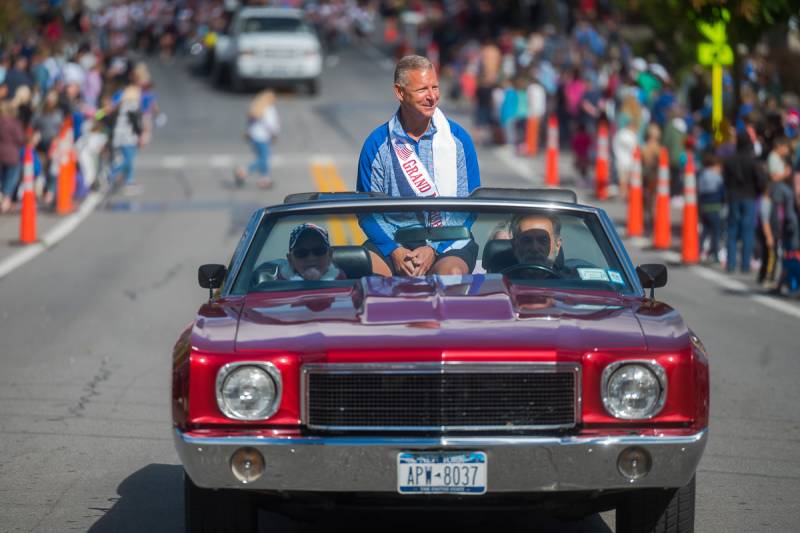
[[302, 363, 579, 431]]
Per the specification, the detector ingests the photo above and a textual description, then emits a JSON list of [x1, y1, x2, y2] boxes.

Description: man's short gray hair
[[394, 55, 434, 87]]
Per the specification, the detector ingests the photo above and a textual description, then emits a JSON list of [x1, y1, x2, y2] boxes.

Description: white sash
[[388, 108, 458, 227]]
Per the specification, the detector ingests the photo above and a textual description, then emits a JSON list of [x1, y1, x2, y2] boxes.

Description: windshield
[[240, 16, 310, 34], [228, 206, 632, 295]]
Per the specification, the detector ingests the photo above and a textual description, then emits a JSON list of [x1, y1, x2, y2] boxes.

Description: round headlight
[[216, 363, 281, 420], [603, 363, 665, 419]]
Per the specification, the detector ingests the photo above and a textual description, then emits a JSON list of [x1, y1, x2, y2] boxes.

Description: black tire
[[211, 63, 228, 88], [184, 472, 257, 533], [305, 78, 319, 96], [616, 475, 695, 533], [231, 67, 245, 93]]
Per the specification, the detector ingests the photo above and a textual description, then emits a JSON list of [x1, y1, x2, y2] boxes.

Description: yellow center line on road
[[309, 160, 365, 246], [309, 161, 347, 245]]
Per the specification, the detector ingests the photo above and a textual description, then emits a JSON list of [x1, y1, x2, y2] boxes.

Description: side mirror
[[198, 264, 227, 300], [636, 264, 668, 300]]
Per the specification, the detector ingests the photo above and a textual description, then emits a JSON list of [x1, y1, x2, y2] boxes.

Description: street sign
[[697, 42, 734, 66], [697, 19, 728, 44], [694, 8, 732, 142]]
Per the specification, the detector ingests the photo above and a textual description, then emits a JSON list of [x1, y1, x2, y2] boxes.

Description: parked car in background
[[211, 6, 322, 94], [174, 189, 709, 533]]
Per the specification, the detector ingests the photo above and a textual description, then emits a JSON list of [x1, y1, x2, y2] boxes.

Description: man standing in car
[[357, 55, 481, 277]]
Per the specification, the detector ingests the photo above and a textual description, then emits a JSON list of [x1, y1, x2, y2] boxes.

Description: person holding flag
[[356, 55, 481, 277]]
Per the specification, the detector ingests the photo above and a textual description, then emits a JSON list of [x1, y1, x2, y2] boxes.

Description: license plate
[[397, 452, 487, 494]]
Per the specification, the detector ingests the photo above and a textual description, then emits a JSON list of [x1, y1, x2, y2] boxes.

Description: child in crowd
[[698, 152, 725, 263], [235, 90, 280, 189]]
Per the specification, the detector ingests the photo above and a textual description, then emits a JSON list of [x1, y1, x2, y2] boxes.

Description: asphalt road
[[0, 46, 798, 533]]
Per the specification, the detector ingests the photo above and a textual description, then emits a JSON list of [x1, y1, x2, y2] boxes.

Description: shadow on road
[[88, 463, 612, 533], [88, 463, 184, 533], [311, 511, 613, 533]]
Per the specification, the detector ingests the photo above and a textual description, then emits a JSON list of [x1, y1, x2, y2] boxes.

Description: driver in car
[[277, 224, 345, 281], [510, 213, 563, 269]]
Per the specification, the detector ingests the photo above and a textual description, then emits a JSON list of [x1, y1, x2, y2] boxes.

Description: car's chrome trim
[[215, 361, 283, 421], [221, 208, 265, 297], [175, 427, 708, 492], [601, 360, 668, 420], [597, 208, 644, 296], [265, 197, 599, 216], [300, 362, 581, 432]]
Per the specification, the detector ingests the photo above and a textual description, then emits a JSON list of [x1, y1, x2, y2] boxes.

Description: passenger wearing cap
[[278, 224, 345, 281]]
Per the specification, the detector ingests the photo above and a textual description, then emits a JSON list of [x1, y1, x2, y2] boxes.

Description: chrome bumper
[[175, 428, 707, 492]]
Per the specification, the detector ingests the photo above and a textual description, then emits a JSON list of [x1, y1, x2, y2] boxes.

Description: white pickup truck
[[212, 7, 322, 94]]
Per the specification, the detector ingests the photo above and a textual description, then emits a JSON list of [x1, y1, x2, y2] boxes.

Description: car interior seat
[[249, 245, 372, 287], [482, 239, 565, 273], [331, 245, 372, 279]]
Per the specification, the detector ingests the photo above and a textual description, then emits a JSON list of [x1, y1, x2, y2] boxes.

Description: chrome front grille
[[256, 49, 299, 58], [302, 363, 580, 431]]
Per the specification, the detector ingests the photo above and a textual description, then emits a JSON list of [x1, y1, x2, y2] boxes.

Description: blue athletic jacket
[[356, 112, 481, 256]]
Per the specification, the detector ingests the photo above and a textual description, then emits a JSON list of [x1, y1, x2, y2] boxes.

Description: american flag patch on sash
[[394, 140, 414, 160]]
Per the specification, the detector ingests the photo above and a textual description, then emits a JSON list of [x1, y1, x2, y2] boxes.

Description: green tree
[[0, 0, 34, 41], [619, 0, 799, 115]]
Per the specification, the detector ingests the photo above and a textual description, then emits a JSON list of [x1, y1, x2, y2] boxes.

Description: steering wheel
[[500, 263, 561, 279]]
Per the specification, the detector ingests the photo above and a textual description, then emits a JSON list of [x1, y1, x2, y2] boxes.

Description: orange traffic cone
[[627, 146, 644, 238], [384, 18, 398, 44], [525, 116, 540, 157], [653, 147, 671, 249], [595, 122, 609, 200], [18, 146, 37, 244], [545, 116, 559, 186], [56, 157, 73, 214], [459, 71, 478, 102], [460, 71, 477, 101], [682, 152, 700, 263], [68, 148, 78, 200], [56, 119, 75, 215]]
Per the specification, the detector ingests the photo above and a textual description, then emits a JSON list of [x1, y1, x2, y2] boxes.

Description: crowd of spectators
[[2, 0, 798, 295], [0, 0, 182, 213], [378, 1, 800, 296], [0, 0, 380, 216]]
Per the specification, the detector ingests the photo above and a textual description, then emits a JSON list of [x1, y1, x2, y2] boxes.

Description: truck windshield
[[241, 17, 308, 34]]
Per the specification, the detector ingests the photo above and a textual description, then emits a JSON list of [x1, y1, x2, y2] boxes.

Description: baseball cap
[[631, 57, 647, 73], [289, 223, 330, 251], [649, 63, 670, 83]]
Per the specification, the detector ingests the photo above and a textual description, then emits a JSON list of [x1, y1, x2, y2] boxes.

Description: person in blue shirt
[[357, 55, 481, 277]]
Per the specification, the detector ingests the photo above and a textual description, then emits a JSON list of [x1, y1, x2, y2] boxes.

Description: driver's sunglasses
[[518, 230, 551, 247], [292, 245, 329, 259]]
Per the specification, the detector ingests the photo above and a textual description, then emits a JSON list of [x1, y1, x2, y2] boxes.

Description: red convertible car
[[173, 188, 709, 533]]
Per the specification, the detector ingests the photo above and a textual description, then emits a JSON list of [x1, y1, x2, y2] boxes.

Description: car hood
[[233, 275, 664, 355]]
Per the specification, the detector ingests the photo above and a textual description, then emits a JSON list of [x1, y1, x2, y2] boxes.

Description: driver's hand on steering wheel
[[501, 262, 561, 279]]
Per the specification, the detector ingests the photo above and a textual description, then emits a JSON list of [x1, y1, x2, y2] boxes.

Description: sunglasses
[[292, 245, 328, 258], [517, 230, 551, 247]]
